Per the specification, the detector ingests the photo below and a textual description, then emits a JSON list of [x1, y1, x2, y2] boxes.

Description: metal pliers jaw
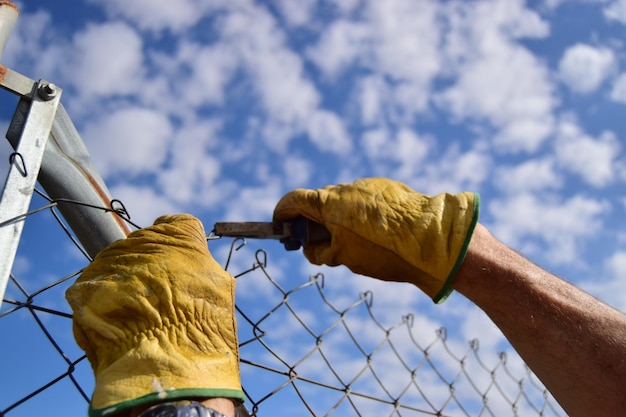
[[212, 216, 331, 251]]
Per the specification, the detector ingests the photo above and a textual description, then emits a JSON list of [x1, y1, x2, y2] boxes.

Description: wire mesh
[[0, 185, 566, 416]]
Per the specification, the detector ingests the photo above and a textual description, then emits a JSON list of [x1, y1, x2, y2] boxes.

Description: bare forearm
[[454, 224, 626, 416]]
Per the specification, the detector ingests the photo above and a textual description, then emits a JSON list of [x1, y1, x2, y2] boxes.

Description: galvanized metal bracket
[[0, 77, 60, 304], [0, 0, 132, 305]]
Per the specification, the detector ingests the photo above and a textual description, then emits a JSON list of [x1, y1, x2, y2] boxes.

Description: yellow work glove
[[274, 178, 479, 303], [66, 214, 244, 417]]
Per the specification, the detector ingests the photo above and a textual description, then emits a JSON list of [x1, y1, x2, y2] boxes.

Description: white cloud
[[558, 43, 616, 94], [493, 116, 555, 153], [440, 53, 554, 150], [307, 110, 352, 155], [164, 42, 239, 109], [282, 157, 313, 187], [215, 243, 288, 299], [9, 255, 31, 277], [68, 22, 145, 103], [254, 53, 319, 130], [436, 0, 555, 153], [308, 0, 441, 120], [606, 250, 626, 279], [82, 107, 172, 178], [604, 0, 626, 25], [87, 0, 220, 33], [273, 0, 317, 27], [311, 264, 430, 324], [488, 192, 608, 264], [2, 9, 53, 74], [440, 0, 551, 67], [609, 72, 626, 103], [393, 129, 430, 178], [151, 118, 246, 210], [353, 75, 387, 126], [158, 154, 221, 207], [360, 128, 432, 182], [383, 129, 429, 181], [351, 73, 436, 128], [410, 143, 492, 195], [4, 16, 148, 117], [109, 183, 180, 227], [222, 182, 284, 222], [361, 128, 388, 160], [217, 5, 323, 152], [555, 119, 621, 187], [600, 255, 626, 306], [582, 250, 626, 311], [499, 1, 551, 39], [494, 158, 562, 193], [308, 0, 442, 85], [462, 308, 505, 354], [329, 0, 361, 15], [306, 19, 368, 80], [363, 0, 441, 85]]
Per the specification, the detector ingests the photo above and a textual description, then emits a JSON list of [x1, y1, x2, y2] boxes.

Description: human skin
[[128, 221, 626, 417], [453, 223, 626, 417]]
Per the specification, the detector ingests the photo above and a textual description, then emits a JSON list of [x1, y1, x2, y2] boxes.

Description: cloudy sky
[[1, 0, 625, 416]]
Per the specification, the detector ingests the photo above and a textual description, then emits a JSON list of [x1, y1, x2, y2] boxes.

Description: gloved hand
[[273, 178, 479, 303], [66, 214, 244, 417]]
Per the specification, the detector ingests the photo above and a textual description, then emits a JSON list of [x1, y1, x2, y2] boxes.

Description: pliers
[[212, 216, 330, 250]]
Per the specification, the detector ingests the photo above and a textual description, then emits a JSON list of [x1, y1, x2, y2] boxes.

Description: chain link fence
[[0, 186, 566, 416], [0, 4, 565, 410]]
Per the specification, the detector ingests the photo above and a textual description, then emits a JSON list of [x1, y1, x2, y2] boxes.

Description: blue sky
[[1, 0, 625, 416]]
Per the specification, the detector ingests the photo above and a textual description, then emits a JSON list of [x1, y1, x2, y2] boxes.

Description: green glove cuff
[[432, 192, 481, 304], [88, 388, 246, 417]]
